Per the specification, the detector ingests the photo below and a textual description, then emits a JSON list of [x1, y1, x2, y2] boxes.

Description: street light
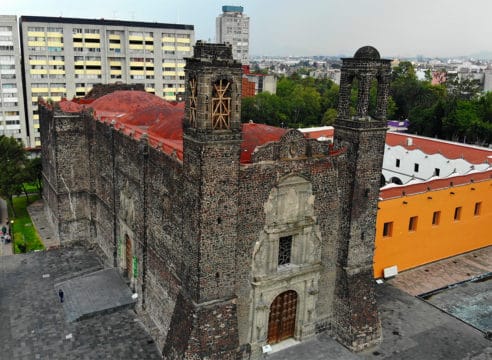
[[10, 220, 13, 243]]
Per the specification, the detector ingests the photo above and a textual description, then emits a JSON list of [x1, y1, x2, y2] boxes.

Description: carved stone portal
[[250, 175, 321, 353]]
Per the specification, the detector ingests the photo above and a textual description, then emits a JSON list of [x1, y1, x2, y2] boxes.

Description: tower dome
[[354, 46, 380, 60]]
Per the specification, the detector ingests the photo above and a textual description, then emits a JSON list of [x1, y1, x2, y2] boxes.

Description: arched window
[[211, 78, 231, 129]]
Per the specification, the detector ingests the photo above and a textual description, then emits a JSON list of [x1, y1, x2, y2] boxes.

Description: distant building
[[432, 71, 446, 85], [483, 67, 492, 92], [216, 5, 249, 64], [386, 119, 409, 132], [241, 65, 276, 97], [0, 16, 27, 144], [16, 15, 194, 148]]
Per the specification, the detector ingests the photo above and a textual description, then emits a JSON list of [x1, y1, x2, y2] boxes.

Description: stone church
[[40, 42, 391, 359]]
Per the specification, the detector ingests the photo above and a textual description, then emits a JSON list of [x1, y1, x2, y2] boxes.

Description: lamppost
[[10, 219, 14, 244]]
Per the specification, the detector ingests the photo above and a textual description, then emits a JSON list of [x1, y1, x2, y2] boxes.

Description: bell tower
[[165, 42, 243, 359], [333, 46, 391, 351], [184, 40, 242, 140]]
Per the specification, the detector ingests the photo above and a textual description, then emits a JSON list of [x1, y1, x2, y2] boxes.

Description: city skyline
[[3, 0, 492, 58]]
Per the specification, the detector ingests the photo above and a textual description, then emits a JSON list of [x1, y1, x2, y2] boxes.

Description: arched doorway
[[390, 177, 403, 185], [125, 234, 132, 279], [267, 290, 297, 344]]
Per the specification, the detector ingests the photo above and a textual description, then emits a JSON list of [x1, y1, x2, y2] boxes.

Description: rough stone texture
[[40, 45, 390, 358], [332, 49, 391, 351]]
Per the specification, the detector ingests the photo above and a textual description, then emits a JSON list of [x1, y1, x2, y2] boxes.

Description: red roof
[[303, 128, 334, 140], [241, 123, 288, 163], [386, 132, 492, 164], [380, 169, 492, 200], [54, 91, 292, 163]]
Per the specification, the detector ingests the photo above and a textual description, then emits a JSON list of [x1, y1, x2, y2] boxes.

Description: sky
[[2, 0, 492, 58]]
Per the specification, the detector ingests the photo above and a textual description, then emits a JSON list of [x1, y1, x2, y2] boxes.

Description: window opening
[[432, 211, 441, 225], [382, 222, 393, 237], [278, 236, 292, 266], [408, 216, 418, 231], [454, 207, 462, 221], [211, 78, 231, 130], [474, 202, 481, 216]]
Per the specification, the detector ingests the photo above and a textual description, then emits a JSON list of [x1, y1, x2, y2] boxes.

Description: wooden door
[[267, 290, 297, 344], [125, 236, 132, 278]]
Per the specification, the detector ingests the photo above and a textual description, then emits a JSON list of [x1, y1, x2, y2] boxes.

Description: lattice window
[[188, 76, 197, 127], [278, 235, 292, 266], [211, 78, 231, 130]]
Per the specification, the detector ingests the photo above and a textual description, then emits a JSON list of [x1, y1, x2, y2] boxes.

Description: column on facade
[[337, 70, 353, 119], [356, 72, 372, 117], [375, 73, 391, 120]]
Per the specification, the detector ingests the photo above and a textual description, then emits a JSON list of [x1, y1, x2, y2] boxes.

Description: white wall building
[[382, 133, 491, 185]]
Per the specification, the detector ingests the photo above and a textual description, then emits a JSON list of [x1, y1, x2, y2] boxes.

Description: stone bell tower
[[333, 46, 391, 351], [163, 42, 243, 359]]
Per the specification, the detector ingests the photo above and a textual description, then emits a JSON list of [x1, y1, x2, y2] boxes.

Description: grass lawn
[[22, 183, 40, 194], [10, 194, 45, 253]]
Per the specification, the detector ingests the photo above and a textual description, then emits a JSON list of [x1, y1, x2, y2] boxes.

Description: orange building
[[374, 133, 492, 278]]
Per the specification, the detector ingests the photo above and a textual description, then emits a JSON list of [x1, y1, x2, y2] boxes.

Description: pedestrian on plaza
[[1, 225, 6, 236], [58, 289, 64, 303], [4, 234, 10, 243]]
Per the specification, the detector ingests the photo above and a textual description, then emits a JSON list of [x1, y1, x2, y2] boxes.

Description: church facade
[[40, 42, 391, 359]]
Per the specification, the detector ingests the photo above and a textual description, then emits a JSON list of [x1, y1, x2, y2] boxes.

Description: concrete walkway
[[0, 197, 13, 256], [27, 199, 59, 249]]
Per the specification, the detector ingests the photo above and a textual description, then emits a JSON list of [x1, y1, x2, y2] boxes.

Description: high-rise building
[[0, 16, 27, 145], [17, 16, 194, 147], [216, 5, 249, 64]]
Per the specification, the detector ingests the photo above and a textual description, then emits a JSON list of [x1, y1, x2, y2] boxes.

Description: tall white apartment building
[[216, 6, 249, 64], [0, 16, 27, 145], [19, 16, 194, 147]]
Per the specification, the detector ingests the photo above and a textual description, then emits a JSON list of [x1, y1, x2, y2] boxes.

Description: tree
[[0, 136, 28, 216], [322, 108, 337, 125], [25, 157, 43, 193]]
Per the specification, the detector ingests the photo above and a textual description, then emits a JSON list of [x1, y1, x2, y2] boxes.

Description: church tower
[[333, 46, 391, 351], [164, 42, 243, 359]]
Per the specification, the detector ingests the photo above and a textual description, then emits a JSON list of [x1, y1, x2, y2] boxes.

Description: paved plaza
[[0, 197, 490, 359], [0, 244, 161, 359]]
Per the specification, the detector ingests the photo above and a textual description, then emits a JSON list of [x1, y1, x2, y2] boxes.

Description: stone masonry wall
[[235, 132, 346, 354]]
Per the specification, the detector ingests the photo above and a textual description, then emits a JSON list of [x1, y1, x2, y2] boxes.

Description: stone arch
[[267, 290, 298, 344], [390, 177, 403, 185]]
